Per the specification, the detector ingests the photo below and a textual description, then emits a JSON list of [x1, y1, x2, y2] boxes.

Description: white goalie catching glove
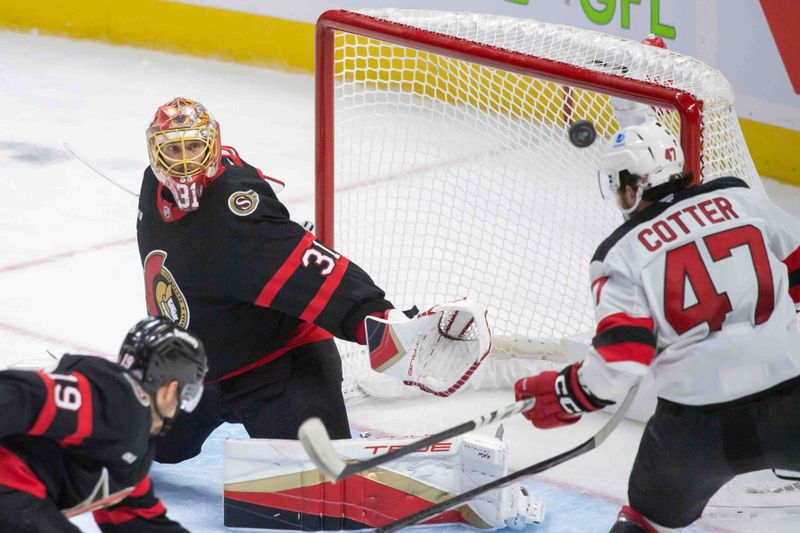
[[365, 298, 492, 397]]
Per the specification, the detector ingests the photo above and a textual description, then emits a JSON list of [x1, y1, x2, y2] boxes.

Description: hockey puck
[[568, 120, 597, 148]]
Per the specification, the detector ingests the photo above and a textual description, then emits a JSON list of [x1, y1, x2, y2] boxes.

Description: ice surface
[[0, 28, 796, 533]]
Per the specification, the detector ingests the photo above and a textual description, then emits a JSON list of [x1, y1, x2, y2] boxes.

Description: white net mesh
[[317, 10, 762, 400]]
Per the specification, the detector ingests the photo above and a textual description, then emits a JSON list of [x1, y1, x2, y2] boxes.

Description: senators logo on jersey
[[143, 250, 190, 328], [228, 189, 259, 216]]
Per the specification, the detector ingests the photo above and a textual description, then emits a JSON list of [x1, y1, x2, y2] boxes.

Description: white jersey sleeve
[[578, 259, 656, 404], [578, 178, 800, 406], [747, 195, 800, 305]]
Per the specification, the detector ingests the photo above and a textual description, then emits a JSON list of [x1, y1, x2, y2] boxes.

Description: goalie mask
[[118, 317, 208, 420], [597, 122, 685, 217], [146, 97, 221, 212]]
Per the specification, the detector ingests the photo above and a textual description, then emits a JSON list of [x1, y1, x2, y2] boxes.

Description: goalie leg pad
[[223, 433, 542, 530]]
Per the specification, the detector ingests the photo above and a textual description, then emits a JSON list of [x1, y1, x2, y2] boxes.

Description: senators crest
[[143, 250, 189, 328], [228, 190, 259, 216]]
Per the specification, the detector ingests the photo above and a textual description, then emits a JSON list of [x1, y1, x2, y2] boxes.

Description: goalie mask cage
[[315, 9, 761, 399]]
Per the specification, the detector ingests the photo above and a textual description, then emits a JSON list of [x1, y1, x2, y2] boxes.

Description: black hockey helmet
[[118, 316, 208, 413]]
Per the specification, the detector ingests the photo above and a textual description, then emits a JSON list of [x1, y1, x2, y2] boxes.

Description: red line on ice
[[0, 237, 136, 274], [0, 321, 107, 356]]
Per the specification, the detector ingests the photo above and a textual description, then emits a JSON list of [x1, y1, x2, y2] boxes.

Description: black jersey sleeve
[[93, 475, 188, 533], [216, 162, 394, 342], [0, 368, 93, 443], [0, 372, 41, 438]]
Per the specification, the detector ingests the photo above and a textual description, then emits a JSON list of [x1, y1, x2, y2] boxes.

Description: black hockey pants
[[626, 374, 800, 529], [155, 338, 350, 464]]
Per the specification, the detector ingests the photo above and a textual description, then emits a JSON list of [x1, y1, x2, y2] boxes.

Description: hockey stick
[[490, 334, 571, 362], [375, 383, 640, 532], [298, 397, 536, 481], [63, 143, 139, 197]]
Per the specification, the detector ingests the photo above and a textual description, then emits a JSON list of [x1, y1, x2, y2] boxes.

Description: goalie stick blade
[[297, 417, 347, 481]]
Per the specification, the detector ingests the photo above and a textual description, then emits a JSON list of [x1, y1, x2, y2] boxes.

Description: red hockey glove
[[514, 364, 613, 430]]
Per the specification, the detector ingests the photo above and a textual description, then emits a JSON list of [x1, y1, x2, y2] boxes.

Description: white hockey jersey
[[579, 177, 800, 406]]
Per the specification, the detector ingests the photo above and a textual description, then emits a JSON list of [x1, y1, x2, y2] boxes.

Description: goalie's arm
[[227, 197, 395, 342]]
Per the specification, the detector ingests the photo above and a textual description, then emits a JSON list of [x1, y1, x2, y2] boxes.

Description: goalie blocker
[[223, 433, 543, 530]]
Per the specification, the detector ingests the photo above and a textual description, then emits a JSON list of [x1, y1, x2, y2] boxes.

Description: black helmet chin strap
[[151, 393, 179, 437]]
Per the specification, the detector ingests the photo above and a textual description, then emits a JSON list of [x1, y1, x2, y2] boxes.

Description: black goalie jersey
[[0, 354, 185, 532], [137, 147, 393, 382]]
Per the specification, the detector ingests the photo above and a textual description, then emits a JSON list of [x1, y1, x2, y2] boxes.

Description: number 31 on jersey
[[302, 241, 341, 277]]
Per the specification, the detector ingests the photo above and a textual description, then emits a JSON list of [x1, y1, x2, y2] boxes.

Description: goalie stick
[[63, 143, 140, 197], [490, 334, 574, 362], [64, 143, 287, 198], [375, 383, 640, 532], [298, 397, 536, 481]]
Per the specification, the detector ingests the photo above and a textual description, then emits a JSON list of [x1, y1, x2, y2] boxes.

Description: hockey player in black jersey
[[138, 97, 436, 465], [0, 316, 208, 533], [514, 122, 800, 532]]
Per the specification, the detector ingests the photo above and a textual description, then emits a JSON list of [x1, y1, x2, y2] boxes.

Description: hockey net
[[314, 9, 763, 401]]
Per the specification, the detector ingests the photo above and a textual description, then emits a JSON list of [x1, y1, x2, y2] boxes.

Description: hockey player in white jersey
[[514, 121, 800, 532]]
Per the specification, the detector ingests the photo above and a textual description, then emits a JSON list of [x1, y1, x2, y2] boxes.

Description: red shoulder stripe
[[595, 342, 655, 365], [299, 257, 350, 323], [27, 372, 56, 436], [60, 372, 93, 447], [255, 232, 316, 307], [0, 445, 46, 499], [596, 312, 654, 335]]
